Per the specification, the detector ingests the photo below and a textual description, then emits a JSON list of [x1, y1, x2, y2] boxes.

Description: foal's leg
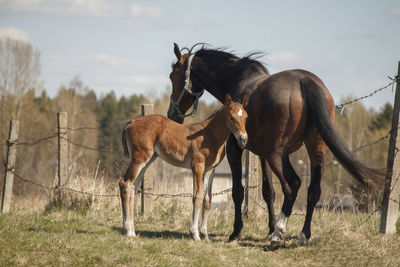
[[268, 152, 301, 246], [190, 161, 205, 241], [226, 135, 244, 241], [260, 157, 276, 235], [300, 133, 327, 245], [200, 168, 215, 240], [119, 154, 156, 237]]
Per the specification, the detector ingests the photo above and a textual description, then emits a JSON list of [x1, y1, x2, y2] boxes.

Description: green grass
[[1, 201, 399, 266]]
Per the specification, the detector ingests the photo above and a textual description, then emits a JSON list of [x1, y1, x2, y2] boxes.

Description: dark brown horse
[[167, 43, 382, 246]]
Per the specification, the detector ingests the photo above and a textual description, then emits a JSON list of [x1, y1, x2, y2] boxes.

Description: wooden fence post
[[57, 112, 68, 191], [380, 61, 400, 234], [1, 120, 19, 214], [141, 104, 154, 213], [243, 150, 261, 216]]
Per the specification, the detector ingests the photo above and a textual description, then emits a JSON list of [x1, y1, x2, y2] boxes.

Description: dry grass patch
[[0, 200, 399, 266]]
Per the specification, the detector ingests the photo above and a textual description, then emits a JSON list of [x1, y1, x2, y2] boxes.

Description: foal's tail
[[122, 121, 131, 158], [301, 78, 384, 192]]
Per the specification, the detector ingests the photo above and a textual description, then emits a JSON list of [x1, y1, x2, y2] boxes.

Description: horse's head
[[167, 43, 205, 124], [224, 93, 249, 149]]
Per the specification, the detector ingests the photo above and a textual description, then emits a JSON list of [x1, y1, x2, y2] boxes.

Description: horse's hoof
[[270, 239, 284, 249], [270, 233, 285, 248], [299, 232, 309, 246], [228, 233, 241, 242], [268, 227, 275, 235]]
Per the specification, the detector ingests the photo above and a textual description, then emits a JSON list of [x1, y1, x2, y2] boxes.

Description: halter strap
[[170, 54, 204, 118], [184, 54, 195, 93]]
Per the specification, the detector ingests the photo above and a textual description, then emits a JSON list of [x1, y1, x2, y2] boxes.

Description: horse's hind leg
[[200, 168, 215, 240], [300, 131, 327, 245], [268, 152, 301, 246], [190, 161, 205, 241], [119, 154, 156, 237], [226, 135, 244, 241], [260, 157, 276, 235]]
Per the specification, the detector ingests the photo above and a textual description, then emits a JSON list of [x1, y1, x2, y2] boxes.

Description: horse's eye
[[229, 116, 234, 121]]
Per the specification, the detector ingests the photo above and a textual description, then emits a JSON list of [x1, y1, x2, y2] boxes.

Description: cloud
[[268, 51, 300, 65], [130, 4, 163, 17], [95, 53, 132, 68], [0, 27, 30, 42], [344, 65, 357, 74], [0, 0, 124, 18], [387, 7, 400, 16], [95, 53, 159, 72]]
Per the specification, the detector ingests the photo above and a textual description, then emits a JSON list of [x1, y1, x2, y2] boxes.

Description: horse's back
[[245, 69, 334, 155]]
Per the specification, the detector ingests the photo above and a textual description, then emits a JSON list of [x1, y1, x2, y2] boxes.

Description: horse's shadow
[[112, 227, 309, 251], [112, 226, 192, 240], [235, 234, 303, 251]]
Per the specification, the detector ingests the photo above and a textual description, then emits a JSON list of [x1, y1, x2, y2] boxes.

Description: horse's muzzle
[[236, 132, 248, 149], [167, 111, 184, 124]]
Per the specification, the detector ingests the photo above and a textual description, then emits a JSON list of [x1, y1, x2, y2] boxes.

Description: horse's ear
[[174, 43, 181, 61], [242, 93, 249, 107], [225, 94, 232, 106]]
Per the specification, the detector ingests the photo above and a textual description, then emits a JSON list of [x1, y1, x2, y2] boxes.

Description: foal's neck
[[202, 107, 231, 145]]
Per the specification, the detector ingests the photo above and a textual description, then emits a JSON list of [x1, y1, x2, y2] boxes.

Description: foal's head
[[224, 94, 249, 149]]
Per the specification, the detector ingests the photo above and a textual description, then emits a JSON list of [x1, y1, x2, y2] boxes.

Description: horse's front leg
[[190, 161, 205, 241], [200, 168, 215, 240], [260, 157, 276, 235], [226, 134, 244, 241]]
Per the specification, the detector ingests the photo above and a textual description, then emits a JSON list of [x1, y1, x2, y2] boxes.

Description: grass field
[[1, 199, 399, 266]]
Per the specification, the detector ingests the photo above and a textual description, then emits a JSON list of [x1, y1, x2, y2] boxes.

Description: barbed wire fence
[[1, 74, 399, 231]]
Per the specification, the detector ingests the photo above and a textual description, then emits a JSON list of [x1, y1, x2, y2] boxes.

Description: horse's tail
[[122, 121, 131, 158], [301, 78, 384, 192]]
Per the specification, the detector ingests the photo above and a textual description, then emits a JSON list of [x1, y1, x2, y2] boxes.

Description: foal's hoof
[[200, 232, 209, 241], [190, 232, 201, 241], [126, 230, 136, 237]]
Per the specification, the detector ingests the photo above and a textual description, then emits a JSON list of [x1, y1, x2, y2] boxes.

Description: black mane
[[195, 48, 269, 75]]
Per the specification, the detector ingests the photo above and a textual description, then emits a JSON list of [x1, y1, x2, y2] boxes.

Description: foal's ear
[[225, 94, 232, 106], [242, 93, 249, 108], [174, 43, 181, 61]]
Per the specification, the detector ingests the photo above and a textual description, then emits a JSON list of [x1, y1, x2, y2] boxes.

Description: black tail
[[301, 78, 383, 192], [122, 122, 131, 157]]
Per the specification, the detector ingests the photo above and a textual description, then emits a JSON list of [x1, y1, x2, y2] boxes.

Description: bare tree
[[0, 38, 41, 129]]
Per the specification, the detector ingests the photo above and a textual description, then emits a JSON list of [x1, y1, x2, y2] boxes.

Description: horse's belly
[[154, 142, 191, 169]]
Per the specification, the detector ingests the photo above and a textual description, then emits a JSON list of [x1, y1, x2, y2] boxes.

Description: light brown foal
[[119, 94, 248, 240]]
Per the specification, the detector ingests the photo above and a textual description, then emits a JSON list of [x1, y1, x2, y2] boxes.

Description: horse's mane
[[195, 47, 269, 75]]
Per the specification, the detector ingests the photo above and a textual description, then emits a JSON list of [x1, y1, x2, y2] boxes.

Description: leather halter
[[170, 54, 204, 118]]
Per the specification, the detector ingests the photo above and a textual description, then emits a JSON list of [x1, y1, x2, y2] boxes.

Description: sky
[[0, 0, 399, 110]]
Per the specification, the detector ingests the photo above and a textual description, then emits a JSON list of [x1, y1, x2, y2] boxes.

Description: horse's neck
[[207, 65, 268, 103], [201, 108, 231, 145]]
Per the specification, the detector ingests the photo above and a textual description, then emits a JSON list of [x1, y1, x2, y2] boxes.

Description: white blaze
[[237, 109, 243, 117]]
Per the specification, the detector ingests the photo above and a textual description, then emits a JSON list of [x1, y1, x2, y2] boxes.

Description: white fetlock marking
[[270, 212, 289, 242], [127, 230, 136, 237], [124, 220, 135, 237]]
